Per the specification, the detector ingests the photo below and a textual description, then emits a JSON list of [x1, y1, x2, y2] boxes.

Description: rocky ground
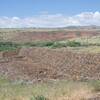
[[0, 47, 100, 83]]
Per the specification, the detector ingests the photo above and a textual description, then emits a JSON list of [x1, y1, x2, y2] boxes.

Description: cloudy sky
[[0, 0, 100, 28]]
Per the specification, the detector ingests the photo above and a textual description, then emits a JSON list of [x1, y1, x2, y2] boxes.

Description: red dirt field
[[0, 47, 100, 83], [5, 30, 100, 42]]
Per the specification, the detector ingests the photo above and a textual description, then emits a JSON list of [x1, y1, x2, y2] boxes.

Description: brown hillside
[[3, 31, 100, 42]]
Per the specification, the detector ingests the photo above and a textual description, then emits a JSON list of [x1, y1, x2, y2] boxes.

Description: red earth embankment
[[5, 31, 100, 42]]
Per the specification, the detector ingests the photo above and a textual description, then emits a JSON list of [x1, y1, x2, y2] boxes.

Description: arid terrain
[[0, 28, 100, 42], [0, 28, 100, 100], [0, 47, 100, 82]]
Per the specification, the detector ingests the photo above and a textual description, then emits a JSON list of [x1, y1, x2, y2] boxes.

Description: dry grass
[[0, 78, 95, 100], [46, 81, 93, 100]]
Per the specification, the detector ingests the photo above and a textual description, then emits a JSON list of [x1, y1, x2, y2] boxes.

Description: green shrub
[[24, 41, 54, 47], [51, 42, 67, 48], [35, 95, 47, 100], [67, 41, 81, 47], [30, 96, 35, 100], [0, 42, 19, 51], [31, 95, 48, 100], [51, 41, 81, 48], [37, 41, 54, 47], [3, 41, 82, 50]]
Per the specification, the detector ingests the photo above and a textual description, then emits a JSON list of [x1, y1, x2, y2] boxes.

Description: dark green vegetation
[[31, 95, 47, 100], [0, 41, 82, 51], [24, 41, 82, 48], [0, 42, 20, 51]]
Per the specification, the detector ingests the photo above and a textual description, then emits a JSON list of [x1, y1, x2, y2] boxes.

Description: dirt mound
[[0, 47, 100, 82]]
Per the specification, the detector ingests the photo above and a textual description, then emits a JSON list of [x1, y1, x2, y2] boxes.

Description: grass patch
[[69, 46, 100, 53], [88, 80, 100, 92], [0, 42, 20, 51], [0, 41, 81, 51], [23, 41, 54, 47], [23, 41, 82, 48], [66, 41, 81, 47], [0, 40, 99, 52]]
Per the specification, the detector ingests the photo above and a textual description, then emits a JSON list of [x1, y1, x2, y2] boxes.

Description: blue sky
[[0, 0, 100, 27], [0, 0, 100, 17]]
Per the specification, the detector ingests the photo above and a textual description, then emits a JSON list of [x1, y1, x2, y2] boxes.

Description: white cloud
[[0, 11, 100, 28]]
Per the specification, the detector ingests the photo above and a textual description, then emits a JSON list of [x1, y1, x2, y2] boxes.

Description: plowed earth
[[0, 47, 100, 83]]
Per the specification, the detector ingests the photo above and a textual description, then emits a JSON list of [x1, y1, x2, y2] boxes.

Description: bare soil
[[3, 31, 100, 42], [0, 47, 100, 82]]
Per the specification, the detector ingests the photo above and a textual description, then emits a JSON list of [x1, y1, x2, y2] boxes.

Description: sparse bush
[[67, 41, 81, 47], [51, 42, 67, 48], [24, 41, 54, 47], [51, 41, 81, 48], [35, 95, 47, 100], [30, 96, 35, 100], [0, 41, 82, 51], [31, 95, 48, 100], [0, 42, 20, 51], [36, 41, 54, 47]]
